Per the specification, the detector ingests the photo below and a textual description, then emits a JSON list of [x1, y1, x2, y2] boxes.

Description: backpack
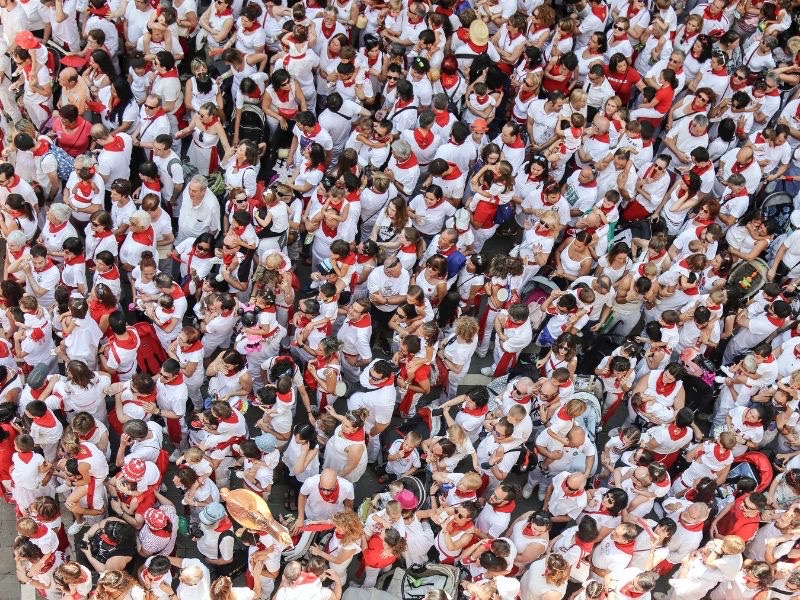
[[47, 144, 75, 182], [494, 202, 514, 225], [168, 157, 200, 184], [132, 322, 168, 376], [239, 102, 266, 146]]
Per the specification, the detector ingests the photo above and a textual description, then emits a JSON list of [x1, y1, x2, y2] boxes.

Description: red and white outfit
[[491, 309, 533, 377]]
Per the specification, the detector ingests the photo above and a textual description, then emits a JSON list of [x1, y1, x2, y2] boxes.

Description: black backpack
[[239, 102, 266, 146]]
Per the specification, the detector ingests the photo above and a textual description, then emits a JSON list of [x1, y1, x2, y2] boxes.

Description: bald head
[[319, 468, 337, 488], [566, 472, 588, 490], [684, 502, 710, 522], [58, 67, 79, 87], [593, 114, 610, 133], [736, 146, 754, 163], [566, 426, 586, 447]]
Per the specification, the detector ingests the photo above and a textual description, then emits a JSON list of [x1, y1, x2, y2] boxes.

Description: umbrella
[[220, 488, 293, 546]]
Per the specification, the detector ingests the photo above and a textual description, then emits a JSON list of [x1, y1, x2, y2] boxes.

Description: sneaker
[[480, 366, 494, 377], [537, 485, 547, 502], [55, 484, 71, 494], [67, 521, 87, 535], [169, 449, 182, 463], [522, 483, 535, 499], [476, 350, 487, 359]]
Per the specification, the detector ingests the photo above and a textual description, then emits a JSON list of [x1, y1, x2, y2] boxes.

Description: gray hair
[[130, 209, 152, 228], [671, 49, 686, 61], [50, 203, 72, 222], [6, 230, 26, 246], [74, 153, 96, 169], [742, 354, 759, 374], [189, 174, 208, 191], [391, 139, 412, 161], [146, 94, 162, 107], [691, 114, 709, 128]]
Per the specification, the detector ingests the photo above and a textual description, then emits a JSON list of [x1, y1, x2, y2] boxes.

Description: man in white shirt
[[91, 124, 133, 183], [318, 92, 369, 159], [525, 426, 597, 500], [176, 176, 221, 245], [151, 134, 185, 208], [367, 256, 410, 351], [338, 300, 373, 384], [296, 468, 354, 526], [715, 146, 763, 196], [475, 483, 518, 538], [543, 471, 589, 523], [132, 95, 171, 157], [347, 359, 396, 461]]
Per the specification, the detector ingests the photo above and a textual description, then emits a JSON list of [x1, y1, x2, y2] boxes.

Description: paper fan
[[221, 488, 293, 545], [61, 55, 89, 69], [300, 522, 336, 532]]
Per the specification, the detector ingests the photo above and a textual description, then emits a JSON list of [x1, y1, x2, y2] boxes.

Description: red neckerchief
[[656, 374, 678, 396], [703, 4, 722, 20], [462, 404, 488, 417], [242, 19, 261, 32], [679, 515, 705, 531], [143, 179, 161, 192], [619, 583, 645, 598], [215, 6, 232, 15], [580, 178, 597, 188], [614, 539, 636, 554], [16, 451, 33, 464], [113, 329, 139, 350], [347, 314, 371, 328], [276, 390, 293, 404], [711, 66, 728, 76], [442, 163, 462, 180], [561, 478, 584, 497], [144, 109, 166, 121], [100, 533, 118, 546], [180, 340, 203, 353], [667, 423, 686, 440], [47, 218, 69, 233], [77, 425, 97, 442], [33, 410, 56, 429], [320, 20, 336, 38], [433, 109, 450, 127], [159, 68, 179, 79], [454, 487, 475, 499], [65, 254, 86, 266], [743, 416, 762, 427], [692, 162, 712, 176], [446, 518, 473, 534], [466, 40, 488, 53], [214, 516, 233, 532], [132, 226, 155, 246], [493, 500, 516, 513], [507, 135, 525, 149], [275, 86, 291, 102], [5, 175, 19, 190], [319, 482, 340, 503], [767, 313, 786, 327], [94, 229, 114, 240], [32, 140, 50, 157], [414, 128, 435, 149], [165, 373, 184, 386], [591, 3, 607, 21], [88, 4, 110, 16], [342, 427, 366, 442], [396, 154, 418, 169], [713, 443, 731, 461], [575, 537, 594, 557], [34, 258, 55, 272], [731, 159, 753, 173]]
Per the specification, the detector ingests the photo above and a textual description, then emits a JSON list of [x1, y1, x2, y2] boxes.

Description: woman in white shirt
[[282, 423, 320, 511]]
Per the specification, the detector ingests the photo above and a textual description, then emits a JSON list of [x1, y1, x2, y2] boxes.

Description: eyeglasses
[[614, 25, 626, 31], [733, 74, 746, 80], [668, 58, 680, 64], [222, 244, 234, 250], [386, 75, 399, 81], [653, 164, 665, 171], [512, 384, 525, 395], [197, 245, 211, 251], [144, 103, 159, 110], [698, 95, 710, 102]]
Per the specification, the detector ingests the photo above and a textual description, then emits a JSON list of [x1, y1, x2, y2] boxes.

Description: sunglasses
[[653, 164, 665, 171], [614, 25, 626, 31], [144, 104, 159, 109]]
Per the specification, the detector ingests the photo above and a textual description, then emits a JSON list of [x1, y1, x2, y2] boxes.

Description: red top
[[653, 86, 676, 114], [605, 66, 642, 105], [0, 423, 17, 481], [89, 299, 117, 326], [716, 495, 761, 542], [362, 534, 398, 569], [51, 117, 92, 157]]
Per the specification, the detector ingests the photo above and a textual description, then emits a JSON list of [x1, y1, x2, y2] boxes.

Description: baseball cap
[[199, 502, 227, 525], [471, 119, 488, 133]]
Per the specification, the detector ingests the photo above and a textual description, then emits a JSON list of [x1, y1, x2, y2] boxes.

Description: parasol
[[220, 488, 293, 546]]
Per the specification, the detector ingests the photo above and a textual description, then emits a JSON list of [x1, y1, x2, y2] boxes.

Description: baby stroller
[[376, 564, 466, 600]]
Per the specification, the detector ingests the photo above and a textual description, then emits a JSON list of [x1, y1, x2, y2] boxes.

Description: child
[[464, 82, 497, 126], [400, 321, 439, 389], [655, 310, 681, 353], [128, 54, 149, 104], [538, 399, 587, 472], [369, 480, 405, 514], [24, 401, 64, 463], [599, 425, 641, 485], [381, 431, 422, 484], [430, 470, 483, 507], [537, 292, 584, 348], [379, 0, 403, 38], [14, 295, 55, 375], [175, 447, 213, 486], [10, 434, 54, 513], [236, 435, 280, 501], [16, 516, 57, 576], [475, 0, 503, 25], [546, 113, 586, 181], [596, 355, 634, 424]]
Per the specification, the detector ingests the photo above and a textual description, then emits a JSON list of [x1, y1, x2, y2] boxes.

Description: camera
[[187, 522, 204, 539]]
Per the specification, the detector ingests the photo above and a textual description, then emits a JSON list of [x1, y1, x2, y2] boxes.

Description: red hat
[[15, 31, 39, 50], [122, 458, 146, 482], [144, 508, 169, 530]]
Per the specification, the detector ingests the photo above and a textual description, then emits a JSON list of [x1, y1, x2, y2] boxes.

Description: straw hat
[[469, 20, 489, 46]]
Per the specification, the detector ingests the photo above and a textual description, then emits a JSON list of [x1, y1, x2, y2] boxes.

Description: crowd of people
[[5, 0, 800, 597]]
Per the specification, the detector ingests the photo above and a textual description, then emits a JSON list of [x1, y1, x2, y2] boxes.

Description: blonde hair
[[447, 424, 467, 447], [569, 88, 588, 105], [332, 511, 364, 543], [539, 210, 561, 233], [454, 316, 479, 342], [721, 535, 746, 555], [459, 471, 483, 490]]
